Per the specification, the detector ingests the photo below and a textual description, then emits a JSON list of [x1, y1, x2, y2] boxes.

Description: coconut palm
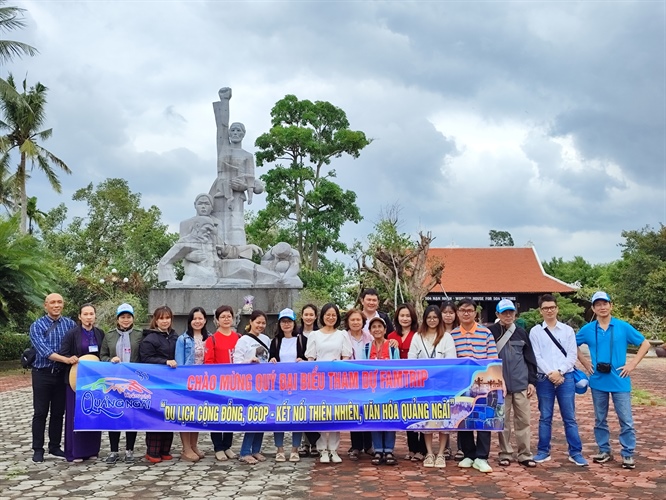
[[0, 162, 15, 213], [0, 74, 71, 233], [0, 1, 37, 64]]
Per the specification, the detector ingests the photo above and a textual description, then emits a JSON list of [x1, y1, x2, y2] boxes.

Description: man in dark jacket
[[360, 288, 395, 335], [488, 299, 538, 468]]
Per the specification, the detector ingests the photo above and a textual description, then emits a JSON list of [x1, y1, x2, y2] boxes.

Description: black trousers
[[407, 431, 427, 454], [459, 431, 491, 460], [350, 431, 373, 451], [109, 431, 138, 452], [210, 432, 233, 452], [31, 368, 66, 452]]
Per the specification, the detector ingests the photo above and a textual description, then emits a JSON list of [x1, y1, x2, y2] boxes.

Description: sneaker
[[330, 451, 342, 463], [472, 458, 493, 473], [105, 452, 119, 464], [320, 451, 330, 463], [592, 451, 613, 464], [124, 450, 135, 463], [621, 456, 635, 469], [32, 450, 44, 463], [533, 452, 551, 463], [423, 454, 435, 468], [568, 454, 589, 467], [435, 454, 446, 468], [49, 448, 66, 460], [458, 457, 474, 468]]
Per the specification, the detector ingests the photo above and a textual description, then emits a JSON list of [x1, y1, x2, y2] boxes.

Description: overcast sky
[[7, 0, 666, 264]]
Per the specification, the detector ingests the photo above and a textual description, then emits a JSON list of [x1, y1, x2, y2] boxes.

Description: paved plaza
[[1, 357, 665, 499]]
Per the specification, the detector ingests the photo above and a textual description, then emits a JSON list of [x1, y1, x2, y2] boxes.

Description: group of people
[[29, 288, 649, 473]]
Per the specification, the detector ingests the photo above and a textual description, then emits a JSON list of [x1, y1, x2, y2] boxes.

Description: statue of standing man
[[210, 87, 264, 246]]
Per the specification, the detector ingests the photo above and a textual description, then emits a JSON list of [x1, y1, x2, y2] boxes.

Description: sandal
[[309, 447, 320, 458], [298, 445, 309, 457], [384, 453, 397, 466], [498, 458, 511, 467], [444, 448, 452, 460], [252, 453, 266, 462], [348, 449, 359, 461], [275, 452, 286, 462], [519, 459, 537, 468], [411, 452, 425, 462], [404, 452, 414, 461], [454, 450, 464, 460], [289, 452, 300, 462], [239, 455, 258, 465], [371, 452, 384, 465]]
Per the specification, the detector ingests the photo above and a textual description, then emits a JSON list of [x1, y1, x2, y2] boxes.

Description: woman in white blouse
[[304, 303, 352, 463], [408, 305, 456, 468]]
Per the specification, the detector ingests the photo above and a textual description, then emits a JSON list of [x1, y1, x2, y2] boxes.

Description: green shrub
[[0, 332, 31, 361]]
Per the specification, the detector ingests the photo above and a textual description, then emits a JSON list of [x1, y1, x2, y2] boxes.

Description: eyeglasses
[[458, 309, 476, 315], [540, 306, 557, 312]]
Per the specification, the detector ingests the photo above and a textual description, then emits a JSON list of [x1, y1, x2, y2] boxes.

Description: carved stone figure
[[209, 87, 264, 246], [156, 87, 302, 289]]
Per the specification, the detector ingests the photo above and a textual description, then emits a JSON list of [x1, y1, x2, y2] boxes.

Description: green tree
[[354, 205, 443, 317], [254, 94, 371, 268], [613, 225, 666, 316], [0, 75, 70, 233], [40, 178, 178, 312], [0, 215, 55, 328], [0, 161, 14, 213], [26, 195, 45, 234], [0, 2, 36, 64], [489, 230, 514, 247]]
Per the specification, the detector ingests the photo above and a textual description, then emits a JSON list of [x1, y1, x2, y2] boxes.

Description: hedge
[[0, 332, 31, 361]]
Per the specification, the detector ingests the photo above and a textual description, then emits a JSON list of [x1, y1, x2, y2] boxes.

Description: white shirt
[[408, 332, 457, 359], [279, 337, 298, 363], [304, 329, 353, 361], [233, 333, 271, 363], [529, 321, 577, 375], [344, 330, 373, 360], [362, 311, 380, 334]]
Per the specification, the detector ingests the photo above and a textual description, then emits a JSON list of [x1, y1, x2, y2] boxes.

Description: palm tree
[[0, 215, 55, 326], [0, 74, 71, 233], [26, 195, 45, 234], [0, 161, 15, 213], [0, 1, 37, 64]]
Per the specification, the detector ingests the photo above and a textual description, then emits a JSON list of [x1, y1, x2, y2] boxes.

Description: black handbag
[[21, 320, 60, 369]]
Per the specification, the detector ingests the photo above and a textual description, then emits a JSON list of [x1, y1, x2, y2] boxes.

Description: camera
[[596, 362, 612, 374]]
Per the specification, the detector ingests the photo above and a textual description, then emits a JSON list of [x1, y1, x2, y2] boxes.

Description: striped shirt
[[450, 323, 498, 360], [29, 315, 76, 369]]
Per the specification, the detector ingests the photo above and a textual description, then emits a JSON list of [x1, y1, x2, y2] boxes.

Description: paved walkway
[[1, 358, 665, 499]]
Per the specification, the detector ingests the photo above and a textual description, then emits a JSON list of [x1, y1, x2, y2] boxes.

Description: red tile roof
[[427, 247, 577, 294]]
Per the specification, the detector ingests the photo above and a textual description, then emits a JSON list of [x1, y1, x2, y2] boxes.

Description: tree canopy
[[489, 229, 514, 247], [254, 94, 370, 268]]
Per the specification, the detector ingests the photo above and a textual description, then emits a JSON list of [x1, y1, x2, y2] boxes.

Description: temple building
[[425, 247, 577, 324]]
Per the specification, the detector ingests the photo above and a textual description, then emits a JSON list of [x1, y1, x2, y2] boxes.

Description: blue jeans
[[371, 431, 396, 453], [591, 389, 635, 458], [536, 373, 583, 456], [274, 432, 303, 449], [240, 432, 264, 456]]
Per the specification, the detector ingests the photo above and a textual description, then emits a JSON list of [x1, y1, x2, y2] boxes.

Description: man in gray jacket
[[488, 299, 538, 468]]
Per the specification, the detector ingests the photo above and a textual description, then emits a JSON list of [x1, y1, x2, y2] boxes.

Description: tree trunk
[[18, 152, 27, 234]]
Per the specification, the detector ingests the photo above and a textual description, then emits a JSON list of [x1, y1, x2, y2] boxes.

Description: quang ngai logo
[[80, 377, 153, 418]]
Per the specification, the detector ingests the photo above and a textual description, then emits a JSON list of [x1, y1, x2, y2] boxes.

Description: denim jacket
[[175, 332, 197, 366]]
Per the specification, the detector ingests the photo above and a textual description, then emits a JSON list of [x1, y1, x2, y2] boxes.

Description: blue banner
[[74, 359, 504, 432]]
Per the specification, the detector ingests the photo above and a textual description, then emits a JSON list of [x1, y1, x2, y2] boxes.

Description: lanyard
[[594, 322, 613, 363]]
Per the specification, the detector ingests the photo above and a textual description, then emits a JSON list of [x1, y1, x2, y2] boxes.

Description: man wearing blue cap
[[488, 299, 538, 468], [576, 291, 650, 470]]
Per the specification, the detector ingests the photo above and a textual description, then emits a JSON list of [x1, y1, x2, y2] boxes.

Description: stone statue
[[209, 87, 264, 246], [156, 87, 301, 289]]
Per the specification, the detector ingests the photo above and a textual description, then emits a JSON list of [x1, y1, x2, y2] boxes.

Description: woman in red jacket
[[204, 305, 239, 461]]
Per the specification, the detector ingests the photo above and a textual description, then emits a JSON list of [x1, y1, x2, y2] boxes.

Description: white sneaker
[[458, 457, 474, 468], [330, 451, 342, 463], [320, 451, 330, 463], [472, 458, 493, 473]]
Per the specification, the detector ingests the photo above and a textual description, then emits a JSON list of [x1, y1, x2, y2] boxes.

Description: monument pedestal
[[149, 287, 301, 334]]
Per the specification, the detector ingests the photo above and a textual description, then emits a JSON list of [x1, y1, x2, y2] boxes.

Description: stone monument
[[150, 88, 302, 332]]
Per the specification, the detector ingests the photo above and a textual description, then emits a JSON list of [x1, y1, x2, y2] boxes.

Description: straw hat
[[69, 354, 100, 391]]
